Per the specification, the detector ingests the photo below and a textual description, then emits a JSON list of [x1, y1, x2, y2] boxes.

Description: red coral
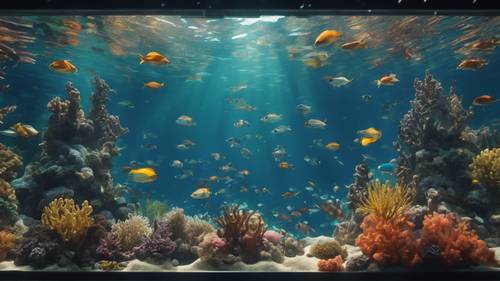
[[416, 212, 496, 267], [317, 255, 344, 272], [355, 214, 421, 267]]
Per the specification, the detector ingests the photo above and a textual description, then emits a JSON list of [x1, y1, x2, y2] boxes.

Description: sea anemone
[[358, 180, 414, 220]]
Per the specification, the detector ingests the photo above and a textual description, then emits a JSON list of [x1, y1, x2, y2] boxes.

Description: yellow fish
[[139, 51, 170, 65], [358, 127, 382, 138], [360, 137, 378, 146], [191, 187, 211, 199], [375, 74, 399, 87], [49, 60, 78, 73], [11, 123, 39, 138], [325, 142, 340, 150], [209, 176, 218, 182], [144, 81, 165, 89], [128, 167, 158, 183], [314, 30, 342, 46]]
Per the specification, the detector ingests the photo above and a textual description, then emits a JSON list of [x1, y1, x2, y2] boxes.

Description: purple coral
[[133, 221, 176, 263], [14, 226, 62, 268], [96, 233, 135, 262]]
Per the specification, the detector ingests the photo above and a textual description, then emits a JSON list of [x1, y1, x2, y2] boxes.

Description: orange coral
[[416, 212, 496, 267], [0, 230, 19, 261], [317, 255, 344, 272], [356, 214, 421, 267], [0, 179, 16, 202]]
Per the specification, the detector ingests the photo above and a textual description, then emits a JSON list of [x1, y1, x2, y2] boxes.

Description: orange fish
[[457, 58, 488, 70], [321, 201, 344, 220], [278, 162, 292, 169], [144, 81, 165, 89], [49, 60, 78, 73], [140, 51, 170, 65], [375, 74, 399, 87], [281, 191, 299, 198], [314, 30, 342, 46], [472, 95, 498, 106], [63, 19, 81, 32], [468, 39, 498, 51]]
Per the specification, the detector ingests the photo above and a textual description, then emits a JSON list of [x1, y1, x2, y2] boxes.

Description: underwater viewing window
[[0, 1, 500, 281]]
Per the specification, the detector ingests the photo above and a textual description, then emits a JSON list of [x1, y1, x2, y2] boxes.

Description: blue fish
[[377, 162, 396, 173]]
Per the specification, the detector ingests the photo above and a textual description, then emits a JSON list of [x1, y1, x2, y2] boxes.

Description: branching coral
[[133, 221, 176, 263], [110, 214, 152, 252], [41, 198, 94, 249], [309, 240, 348, 260], [0, 230, 18, 261], [358, 180, 415, 220], [356, 214, 421, 267], [0, 143, 22, 182], [470, 148, 500, 189], [215, 205, 266, 263], [416, 212, 496, 267], [317, 255, 344, 272]]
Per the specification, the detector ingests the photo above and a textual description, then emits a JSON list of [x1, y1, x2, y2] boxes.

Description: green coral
[[140, 199, 169, 223], [309, 239, 348, 260]]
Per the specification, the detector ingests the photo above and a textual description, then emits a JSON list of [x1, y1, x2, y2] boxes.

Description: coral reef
[[0, 179, 19, 230], [41, 198, 94, 249], [133, 221, 176, 264], [0, 230, 18, 262], [356, 214, 421, 267], [317, 255, 344, 272], [14, 225, 63, 268], [0, 143, 22, 181], [109, 214, 152, 252], [416, 212, 496, 267], [309, 240, 348, 260], [12, 78, 131, 221], [95, 260, 127, 271], [358, 180, 415, 220], [196, 231, 236, 266], [215, 205, 266, 264], [334, 162, 371, 244], [471, 148, 500, 190]]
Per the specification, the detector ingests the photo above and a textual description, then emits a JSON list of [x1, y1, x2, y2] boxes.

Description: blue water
[[1, 15, 499, 237]]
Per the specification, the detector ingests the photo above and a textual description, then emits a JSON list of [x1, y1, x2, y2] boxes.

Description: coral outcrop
[[309, 240, 348, 260], [11, 77, 131, 221], [471, 148, 500, 190], [0, 179, 19, 230], [0, 230, 18, 262], [416, 212, 496, 267], [14, 225, 63, 268], [133, 221, 176, 264], [317, 255, 344, 272], [41, 198, 94, 249]]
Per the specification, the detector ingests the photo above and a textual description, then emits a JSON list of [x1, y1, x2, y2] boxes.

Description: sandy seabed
[[1, 236, 500, 272]]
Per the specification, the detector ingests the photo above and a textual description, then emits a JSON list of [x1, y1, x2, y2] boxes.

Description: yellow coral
[[358, 180, 414, 220], [41, 198, 94, 249], [0, 179, 16, 202], [95, 260, 126, 271], [0, 230, 19, 261], [471, 148, 500, 189], [111, 214, 152, 251], [0, 144, 22, 182]]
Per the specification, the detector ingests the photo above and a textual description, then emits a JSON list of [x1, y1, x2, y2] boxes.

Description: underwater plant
[[41, 198, 94, 249], [416, 212, 496, 267], [471, 148, 500, 190], [317, 255, 344, 272], [356, 214, 421, 267], [140, 199, 169, 223], [309, 240, 348, 260], [110, 214, 152, 252], [0, 230, 18, 262], [358, 180, 415, 220]]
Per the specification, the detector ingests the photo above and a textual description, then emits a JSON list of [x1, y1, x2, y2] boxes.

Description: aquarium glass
[[0, 15, 499, 272]]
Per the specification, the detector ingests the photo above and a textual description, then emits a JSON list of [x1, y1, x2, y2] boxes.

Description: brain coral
[[471, 148, 500, 189]]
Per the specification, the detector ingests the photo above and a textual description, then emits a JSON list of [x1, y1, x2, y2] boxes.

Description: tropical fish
[[273, 211, 291, 222], [139, 51, 170, 65], [355, 127, 382, 146], [191, 187, 211, 199], [272, 145, 287, 161], [472, 95, 498, 106], [375, 74, 399, 87], [238, 169, 250, 177], [226, 137, 241, 148], [341, 39, 367, 50], [240, 147, 252, 159], [0, 123, 39, 138], [209, 176, 218, 182], [356, 137, 379, 146], [377, 162, 396, 173], [144, 81, 165, 89], [234, 119, 250, 128], [296, 104, 312, 115], [304, 119, 327, 129], [117, 100, 135, 108], [296, 222, 315, 236], [281, 191, 299, 198], [325, 142, 340, 150], [260, 113, 282, 123], [324, 76, 352, 87], [303, 155, 320, 166], [128, 167, 158, 183], [170, 160, 183, 169], [467, 38, 499, 51], [49, 60, 77, 73], [457, 58, 488, 70], [271, 125, 292, 135], [211, 152, 224, 161], [176, 115, 196, 126], [176, 139, 195, 150], [278, 162, 293, 170], [321, 200, 344, 220], [314, 29, 342, 46]]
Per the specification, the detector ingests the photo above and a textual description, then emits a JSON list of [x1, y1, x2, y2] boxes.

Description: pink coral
[[264, 230, 282, 245], [416, 212, 497, 267], [317, 255, 344, 272], [211, 237, 226, 249]]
